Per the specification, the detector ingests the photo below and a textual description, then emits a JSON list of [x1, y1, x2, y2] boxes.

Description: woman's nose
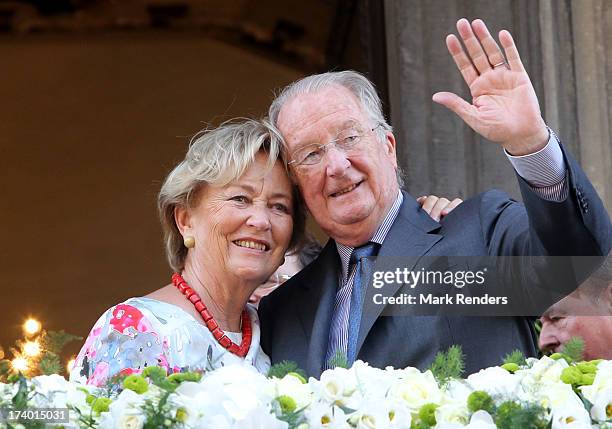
[[246, 206, 272, 230]]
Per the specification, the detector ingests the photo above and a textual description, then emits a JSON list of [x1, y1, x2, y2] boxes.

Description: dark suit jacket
[[259, 146, 611, 377]]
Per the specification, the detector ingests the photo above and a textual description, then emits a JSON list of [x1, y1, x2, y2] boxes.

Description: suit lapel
[[356, 191, 443, 353], [295, 240, 341, 376]]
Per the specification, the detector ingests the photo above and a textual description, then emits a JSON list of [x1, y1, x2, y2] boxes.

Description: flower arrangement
[[0, 346, 610, 429]]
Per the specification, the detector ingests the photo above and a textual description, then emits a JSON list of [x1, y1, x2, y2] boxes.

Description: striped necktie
[[325, 241, 379, 368]]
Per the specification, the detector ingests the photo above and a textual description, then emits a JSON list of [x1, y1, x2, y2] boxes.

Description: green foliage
[[277, 395, 297, 413], [0, 359, 9, 379], [41, 330, 82, 355], [91, 397, 112, 414], [167, 371, 201, 385], [418, 403, 438, 426], [38, 351, 62, 375], [143, 366, 167, 379], [467, 391, 494, 413], [501, 363, 519, 373], [494, 401, 547, 429], [268, 360, 308, 379], [276, 404, 308, 428], [123, 375, 149, 394], [502, 349, 526, 367], [11, 373, 29, 410], [428, 345, 465, 385], [561, 337, 584, 363], [560, 366, 583, 386], [141, 390, 182, 429], [327, 350, 350, 370]]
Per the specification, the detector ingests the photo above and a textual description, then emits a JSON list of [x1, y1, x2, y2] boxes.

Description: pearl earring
[[183, 236, 195, 248]]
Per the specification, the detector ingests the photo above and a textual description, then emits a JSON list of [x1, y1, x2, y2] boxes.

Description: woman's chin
[[232, 266, 274, 287]]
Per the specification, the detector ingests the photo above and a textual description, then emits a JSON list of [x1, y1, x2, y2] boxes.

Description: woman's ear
[[174, 205, 192, 237]]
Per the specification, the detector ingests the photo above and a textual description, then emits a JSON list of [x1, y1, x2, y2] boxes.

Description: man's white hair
[[269, 70, 404, 186]]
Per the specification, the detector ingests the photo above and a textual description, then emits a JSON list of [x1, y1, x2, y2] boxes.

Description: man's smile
[[329, 180, 364, 198]]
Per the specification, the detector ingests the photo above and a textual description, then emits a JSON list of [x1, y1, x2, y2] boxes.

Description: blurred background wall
[[0, 0, 610, 367]]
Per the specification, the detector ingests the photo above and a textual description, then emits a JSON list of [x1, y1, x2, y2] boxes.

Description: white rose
[[467, 366, 521, 397], [435, 402, 469, 426], [386, 399, 412, 429], [311, 368, 358, 406], [443, 379, 472, 405], [388, 368, 442, 410], [465, 410, 497, 429], [347, 398, 410, 429], [30, 374, 70, 408], [98, 389, 145, 429], [238, 406, 289, 429], [305, 401, 351, 429], [550, 405, 592, 429], [590, 388, 612, 422], [535, 381, 584, 412], [518, 356, 568, 384], [119, 414, 144, 429], [352, 361, 395, 399], [269, 373, 312, 410]]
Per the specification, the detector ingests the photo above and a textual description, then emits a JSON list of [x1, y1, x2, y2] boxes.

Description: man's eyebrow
[[291, 119, 362, 150], [339, 119, 361, 129]]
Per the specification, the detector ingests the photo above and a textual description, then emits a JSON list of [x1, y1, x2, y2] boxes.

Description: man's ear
[[384, 132, 398, 169], [174, 205, 192, 237]]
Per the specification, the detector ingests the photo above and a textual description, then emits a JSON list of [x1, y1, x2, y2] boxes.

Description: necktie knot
[[350, 242, 379, 265]]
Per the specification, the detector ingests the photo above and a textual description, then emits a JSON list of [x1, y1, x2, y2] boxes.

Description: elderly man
[[539, 256, 612, 361], [258, 18, 612, 376]]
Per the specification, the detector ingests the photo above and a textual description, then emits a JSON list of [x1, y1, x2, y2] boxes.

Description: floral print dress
[[70, 297, 270, 386]]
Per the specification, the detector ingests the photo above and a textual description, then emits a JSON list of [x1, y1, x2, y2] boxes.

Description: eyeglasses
[[288, 123, 383, 167]]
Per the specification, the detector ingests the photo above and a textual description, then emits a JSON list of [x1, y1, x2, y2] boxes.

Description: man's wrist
[[503, 123, 550, 156]]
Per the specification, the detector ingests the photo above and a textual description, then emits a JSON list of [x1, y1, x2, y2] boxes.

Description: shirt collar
[[336, 190, 404, 282]]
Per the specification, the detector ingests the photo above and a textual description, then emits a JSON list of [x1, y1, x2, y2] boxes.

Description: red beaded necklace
[[172, 272, 252, 358]]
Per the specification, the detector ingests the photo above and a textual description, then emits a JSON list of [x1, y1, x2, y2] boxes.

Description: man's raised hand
[[433, 18, 549, 156]]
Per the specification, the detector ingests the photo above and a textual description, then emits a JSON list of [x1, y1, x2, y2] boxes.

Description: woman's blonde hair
[[158, 118, 305, 272]]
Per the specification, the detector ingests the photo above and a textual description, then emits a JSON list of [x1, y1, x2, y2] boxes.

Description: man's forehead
[[277, 88, 366, 144]]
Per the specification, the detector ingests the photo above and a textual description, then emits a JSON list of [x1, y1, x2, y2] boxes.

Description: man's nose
[[324, 146, 351, 177], [246, 206, 272, 230], [538, 325, 559, 353]]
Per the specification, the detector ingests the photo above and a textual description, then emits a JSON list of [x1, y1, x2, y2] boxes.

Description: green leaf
[[428, 345, 465, 385], [561, 337, 584, 363], [268, 360, 308, 379], [494, 401, 548, 429], [502, 349, 526, 366], [38, 351, 62, 375], [41, 330, 82, 355], [326, 350, 349, 370], [11, 374, 29, 409]]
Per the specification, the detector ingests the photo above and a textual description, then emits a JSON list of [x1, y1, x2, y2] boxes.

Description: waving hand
[[433, 19, 549, 156]]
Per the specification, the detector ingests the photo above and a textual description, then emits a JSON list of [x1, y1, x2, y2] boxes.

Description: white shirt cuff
[[505, 128, 566, 187]]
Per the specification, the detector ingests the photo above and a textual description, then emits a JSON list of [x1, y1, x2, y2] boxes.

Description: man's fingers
[[471, 19, 506, 69], [456, 18, 490, 75], [441, 198, 463, 216], [432, 92, 477, 127], [430, 198, 451, 221], [446, 34, 478, 86], [499, 30, 525, 72], [420, 196, 439, 215]]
